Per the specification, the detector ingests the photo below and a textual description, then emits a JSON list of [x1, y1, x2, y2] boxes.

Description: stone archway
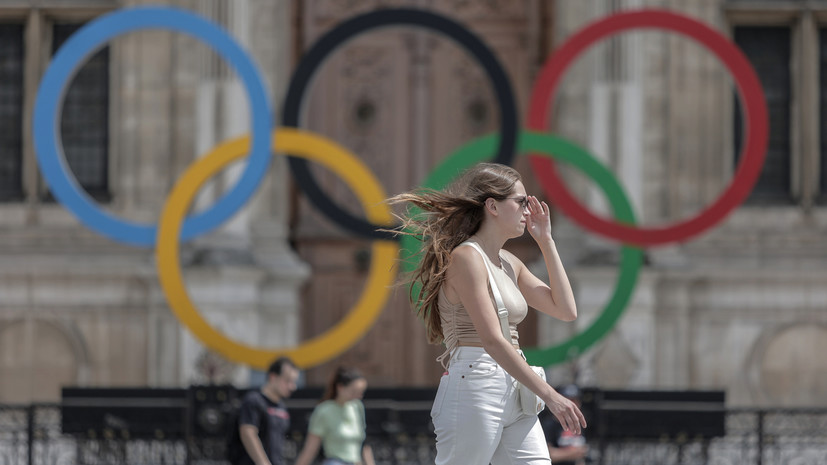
[[748, 323, 827, 406], [759, 324, 827, 405], [0, 319, 82, 403]]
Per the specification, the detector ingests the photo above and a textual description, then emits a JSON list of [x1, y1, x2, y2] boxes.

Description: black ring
[[282, 8, 519, 240]]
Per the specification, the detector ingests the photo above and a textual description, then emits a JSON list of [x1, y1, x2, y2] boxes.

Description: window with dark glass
[[51, 23, 110, 201], [0, 24, 24, 201], [733, 26, 792, 204]]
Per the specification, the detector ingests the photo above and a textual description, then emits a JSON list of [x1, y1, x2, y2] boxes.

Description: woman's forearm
[[293, 434, 322, 465], [362, 444, 375, 465], [538, 237, 577, 320]]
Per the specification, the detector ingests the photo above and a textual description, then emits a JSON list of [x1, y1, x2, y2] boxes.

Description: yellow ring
[[156, 128, 398, 369]]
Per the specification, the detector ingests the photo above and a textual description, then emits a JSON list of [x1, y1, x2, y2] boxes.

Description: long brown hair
[[322, 366, 365, 402], [388, 163, 522, 344]]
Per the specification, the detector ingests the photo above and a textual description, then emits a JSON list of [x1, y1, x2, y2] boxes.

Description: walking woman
[[294, 367, 375, 465], [390, 162, 586, 465]]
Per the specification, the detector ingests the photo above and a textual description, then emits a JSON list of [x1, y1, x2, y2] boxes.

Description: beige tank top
[[436, 241, 528, 368]]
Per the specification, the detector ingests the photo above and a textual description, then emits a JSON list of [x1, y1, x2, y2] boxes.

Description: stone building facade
[[0, 0, 306, 401], [0, 0, 825, 407], [543, 0, 827, 407]]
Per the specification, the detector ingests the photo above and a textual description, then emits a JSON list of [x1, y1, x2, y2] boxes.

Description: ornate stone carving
[[312, 0, 419, 21], [192, 349, 237, 385], [753, 324, 827, 406], [430, 0, 526, 20], [341, 46, 391, 141], [452, 54, 496, 140], [339, 44, 394, 188]]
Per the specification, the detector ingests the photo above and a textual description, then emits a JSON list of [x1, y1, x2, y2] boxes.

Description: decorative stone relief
[[301, 43, 397, 224], [341, 46, 392, 160], [452, 54, 496, 140], [191, 349, 237, 385], [751, 323, 827, 406], [313, 0, 419, 21], [430, 0, 526, 20]]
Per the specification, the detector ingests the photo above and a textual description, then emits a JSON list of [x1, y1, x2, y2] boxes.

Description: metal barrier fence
[[1, 404, 826, 465]]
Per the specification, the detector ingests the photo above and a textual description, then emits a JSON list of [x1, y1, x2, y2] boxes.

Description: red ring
[[528, 10, 768, 246]]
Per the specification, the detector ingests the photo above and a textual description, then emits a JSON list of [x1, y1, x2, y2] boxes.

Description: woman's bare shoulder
[[446, 245, 487, 276], [450, 243, 482, 263]]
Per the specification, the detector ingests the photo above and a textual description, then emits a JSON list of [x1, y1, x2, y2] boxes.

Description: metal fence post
[[756, 411, 764, 465], [27, 405, 34, 465], [185, 392, 192, 465]]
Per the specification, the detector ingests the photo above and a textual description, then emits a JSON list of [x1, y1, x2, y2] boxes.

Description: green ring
[[400, 131, 644, 366]]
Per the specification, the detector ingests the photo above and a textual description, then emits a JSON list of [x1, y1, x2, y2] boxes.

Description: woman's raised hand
[[525, 195, 553, 242]]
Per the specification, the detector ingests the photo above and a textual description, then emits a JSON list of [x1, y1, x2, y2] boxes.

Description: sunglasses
[[505, 196, 529, 209]]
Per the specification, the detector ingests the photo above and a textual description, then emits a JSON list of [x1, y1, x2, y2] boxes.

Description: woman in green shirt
[[294, 367, 375, 465]]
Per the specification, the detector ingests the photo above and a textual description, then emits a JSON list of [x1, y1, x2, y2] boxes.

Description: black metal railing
[[1, 403, 826, 465]]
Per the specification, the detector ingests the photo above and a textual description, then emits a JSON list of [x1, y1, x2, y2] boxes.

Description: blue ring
[[33, 6, 273, 247]]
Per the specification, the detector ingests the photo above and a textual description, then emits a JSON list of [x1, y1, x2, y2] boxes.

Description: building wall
[[292, 0, 547, 386], [1, 0, 825, 407], [0, 0, 307, 402], [544, 0, 827, 407]]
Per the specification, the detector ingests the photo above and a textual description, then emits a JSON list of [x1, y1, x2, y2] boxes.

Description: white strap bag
[[463, 241, 546, 416]]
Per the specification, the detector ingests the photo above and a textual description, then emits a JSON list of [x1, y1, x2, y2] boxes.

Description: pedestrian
[[294, 366, 375, 465], [232, 356, 300, 465], [389, 162, 587, 464]]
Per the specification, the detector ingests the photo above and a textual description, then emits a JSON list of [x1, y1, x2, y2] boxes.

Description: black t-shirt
[[539, 411, 587, 465], [237, 390, 290, 465]]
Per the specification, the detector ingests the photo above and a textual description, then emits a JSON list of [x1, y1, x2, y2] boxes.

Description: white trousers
[[431, 347, 551, 465]]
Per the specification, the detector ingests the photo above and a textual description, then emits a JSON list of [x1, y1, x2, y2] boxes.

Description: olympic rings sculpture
[[33, 6, 767, 369]]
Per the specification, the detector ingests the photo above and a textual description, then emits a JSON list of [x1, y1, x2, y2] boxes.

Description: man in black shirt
[[237, 357, 299, 465], [540, 384, 589, 465]]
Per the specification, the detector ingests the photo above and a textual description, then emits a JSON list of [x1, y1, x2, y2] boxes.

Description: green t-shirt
[[308, 399, 367, 463]]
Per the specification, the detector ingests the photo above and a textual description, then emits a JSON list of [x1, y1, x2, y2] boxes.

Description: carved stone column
[[175, 0, 309, 384]]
